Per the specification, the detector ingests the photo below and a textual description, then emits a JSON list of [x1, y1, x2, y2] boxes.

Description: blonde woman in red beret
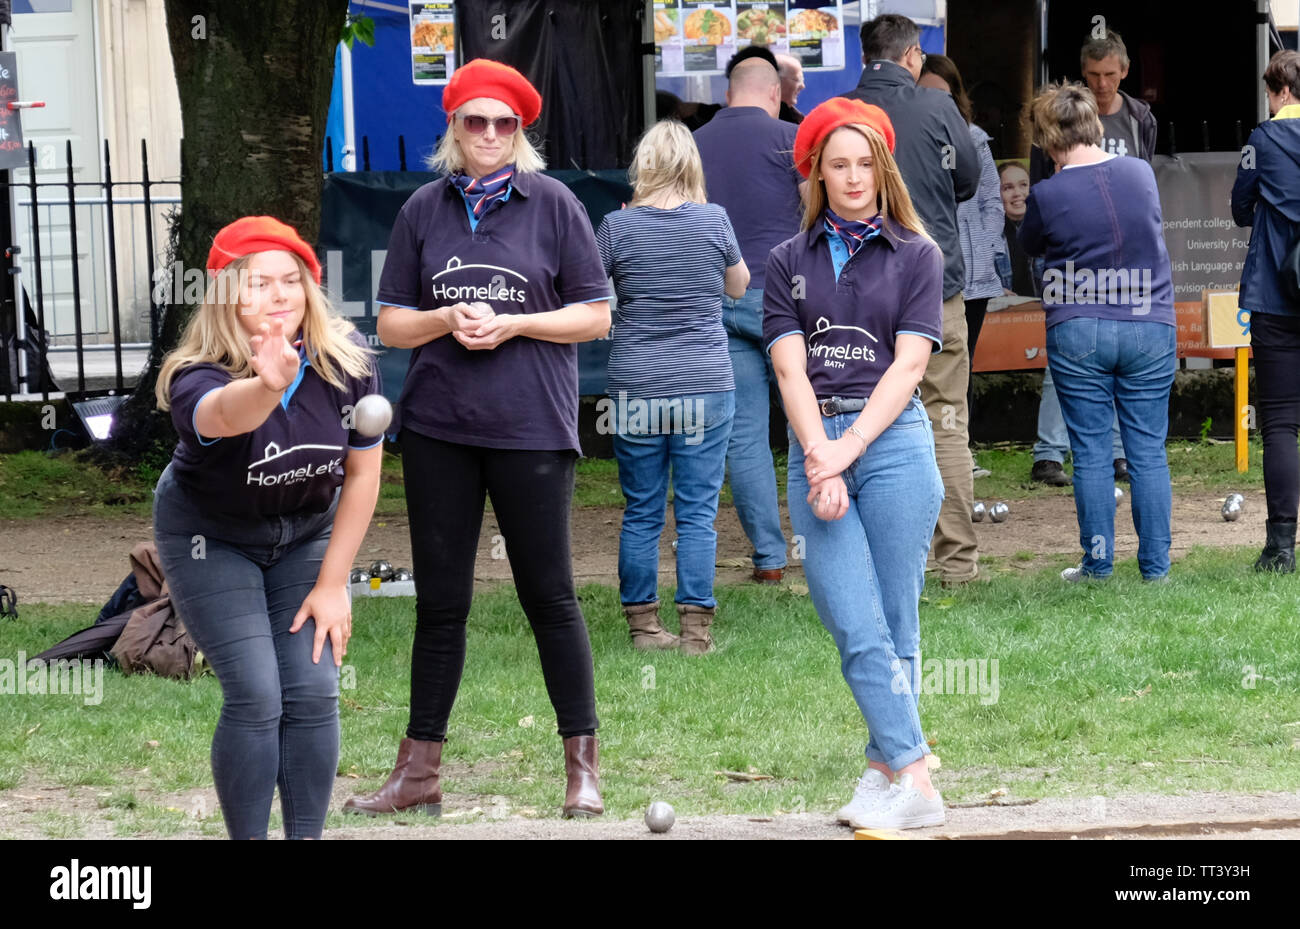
[[345, 59, 611, 818], [763, 99, 947, 830], [152, 216, 383, 839]]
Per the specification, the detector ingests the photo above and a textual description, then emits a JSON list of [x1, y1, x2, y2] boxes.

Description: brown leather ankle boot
[[624, 601, 679, 650], [562, 735, 603, 818], [342, 737, 443, 816], [677, 603, 715, 655]]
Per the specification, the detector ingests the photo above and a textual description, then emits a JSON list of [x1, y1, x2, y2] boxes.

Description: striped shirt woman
[[594, 119, 747, 656]]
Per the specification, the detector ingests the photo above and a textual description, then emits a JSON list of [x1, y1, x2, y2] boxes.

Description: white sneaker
[[972, 463, 991, 479], [849, 773, 946, 830], [1061, 564, 1108, 583], [835, 768, 892, 824]]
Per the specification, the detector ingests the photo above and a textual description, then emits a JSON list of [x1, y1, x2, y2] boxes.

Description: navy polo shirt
[[376, 171, 612, 453], [693, 107, 802, 291], [763, 221, 944, 401], [166, 328, 382, 517]]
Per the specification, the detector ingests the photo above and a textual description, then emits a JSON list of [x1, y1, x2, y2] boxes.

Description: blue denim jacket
[[994, 244, 1044, 297]]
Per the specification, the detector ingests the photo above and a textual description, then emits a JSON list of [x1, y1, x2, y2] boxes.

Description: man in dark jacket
[[1029, 28, 1157, 184], [1232, 49, 1300, 572], [842, 13, 981, 586]]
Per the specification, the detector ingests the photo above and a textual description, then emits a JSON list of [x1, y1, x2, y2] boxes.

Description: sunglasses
[[459, 114, 521, 136]]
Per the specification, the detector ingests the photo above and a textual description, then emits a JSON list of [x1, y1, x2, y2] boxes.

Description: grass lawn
[[2, 546, 1297, 836], [0, 436, 1269, 521]]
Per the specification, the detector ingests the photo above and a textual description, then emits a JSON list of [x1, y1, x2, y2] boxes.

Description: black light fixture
[[70, 394, 128, 442]]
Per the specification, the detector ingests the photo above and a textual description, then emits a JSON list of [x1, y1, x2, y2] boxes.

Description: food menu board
[[410, 1, 456, 85], [654, 2, 738, 75], [735, 3, 790, 54], [786, 2, 844, 70], [654, 2, 843, 75]]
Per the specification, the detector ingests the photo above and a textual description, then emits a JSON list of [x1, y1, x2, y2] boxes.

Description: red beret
[[443, 59, 542, 127], [793, 98, 896, 179], [207, 216, 322, 284]]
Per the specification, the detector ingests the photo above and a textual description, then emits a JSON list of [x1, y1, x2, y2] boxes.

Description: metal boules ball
[[971, 501, 986, 523], [989, 502, 1009, 523], [369, 560, 395, 581], [393, 567, 414, 581], [1222, 493, 1244, 522], [349, 567, 368, 584], [645, 801, 675, 833], [1114, 486, 1125, 504], [353, 393, 393, 437]]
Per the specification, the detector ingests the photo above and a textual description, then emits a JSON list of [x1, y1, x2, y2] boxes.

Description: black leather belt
[[819, 397, 868, 416]]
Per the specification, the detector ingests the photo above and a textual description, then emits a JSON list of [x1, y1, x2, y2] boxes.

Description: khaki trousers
[[919, 293, 978, 583]]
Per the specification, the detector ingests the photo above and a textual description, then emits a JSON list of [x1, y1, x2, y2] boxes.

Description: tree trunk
[[101, 0, 347, 465]]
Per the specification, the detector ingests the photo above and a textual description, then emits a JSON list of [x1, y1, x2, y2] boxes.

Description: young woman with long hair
[[764, 98, 947, 830], [153, 216, 383, 839]]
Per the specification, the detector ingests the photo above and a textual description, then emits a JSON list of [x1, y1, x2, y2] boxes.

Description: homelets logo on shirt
[[429, 256, 528, 305], [247, 441, 344, 487], [806, 316, 878, 369]]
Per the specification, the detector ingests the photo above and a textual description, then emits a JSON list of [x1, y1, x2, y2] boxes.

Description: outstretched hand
[[248, 317, 299, 392]]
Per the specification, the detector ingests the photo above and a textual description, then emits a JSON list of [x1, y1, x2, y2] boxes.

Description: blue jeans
[[1034, 365, 1125, 462], [613, 391, 735, 607], [723, 289, 787, 569], [153, 464, 341, 840], [1046, 318, 1176, 579], [787, 397, 943, 771]]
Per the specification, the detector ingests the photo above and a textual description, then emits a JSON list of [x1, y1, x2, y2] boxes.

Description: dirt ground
[[1, 773, 1297, 839], [3, 488, 1288, 841], [0, 488, 1271, 606]]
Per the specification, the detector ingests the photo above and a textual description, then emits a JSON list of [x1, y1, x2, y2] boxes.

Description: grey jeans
[[153, 464, 341, 839]]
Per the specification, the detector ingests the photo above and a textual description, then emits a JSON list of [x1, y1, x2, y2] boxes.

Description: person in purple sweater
[[1019, 83, 1176, 582]]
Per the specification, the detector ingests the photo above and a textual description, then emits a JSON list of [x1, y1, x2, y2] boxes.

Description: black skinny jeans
[[400, 428, 599, 741], [965, 297, 990, 423], [1251, 311, 1300, 522]]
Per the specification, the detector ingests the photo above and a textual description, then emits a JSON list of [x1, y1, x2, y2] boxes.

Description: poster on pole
[[0, 52, 26, 170], [409, 1, 456, 85]]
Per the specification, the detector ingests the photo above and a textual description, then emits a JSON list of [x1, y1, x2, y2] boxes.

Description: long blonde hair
[[156, 252, 373, 411], [628, 120, 707, 206], [801, 124, 930, 241]]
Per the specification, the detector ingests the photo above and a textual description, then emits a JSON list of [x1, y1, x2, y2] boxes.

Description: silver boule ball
[[989, 502, 1009, 523], [645, 801, 675, 833], [354, 393, 393, 437], [469, 301, 494, 317], [971, 501, 986, 523], [1222, 493, 1244, 522], [1114, 486, 1125, 503]]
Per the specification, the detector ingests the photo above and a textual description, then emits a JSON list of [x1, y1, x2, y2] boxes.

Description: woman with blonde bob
[[152, 215, 383, 839], [596, 120, 747, 655], [763, 98, 946, 830]]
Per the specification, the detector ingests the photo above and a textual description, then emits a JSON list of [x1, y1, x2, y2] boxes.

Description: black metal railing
[[1, 139, 179, 403]]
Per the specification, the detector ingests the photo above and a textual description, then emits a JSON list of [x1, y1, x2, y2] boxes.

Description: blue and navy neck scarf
[[823, 208, 883, 256], [450, 164, 515, 220]]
